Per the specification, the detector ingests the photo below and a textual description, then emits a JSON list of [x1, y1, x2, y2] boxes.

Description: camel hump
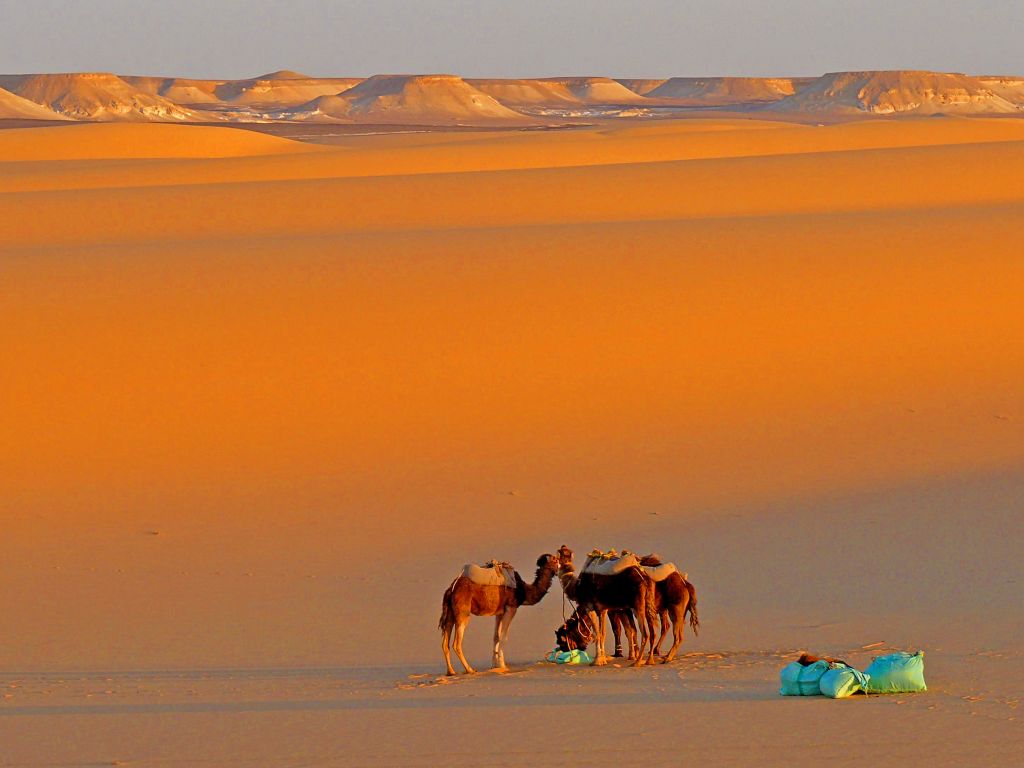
[[462, 561, 517, 588], [640, 562, 681, 582], [582, 552, 641, 576]]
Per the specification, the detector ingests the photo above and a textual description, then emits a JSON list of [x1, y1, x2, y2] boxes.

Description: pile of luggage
[[780, 651, 927, 698]]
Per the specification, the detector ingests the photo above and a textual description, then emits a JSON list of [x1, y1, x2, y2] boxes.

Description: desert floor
[[2, 117, 1022, 766]]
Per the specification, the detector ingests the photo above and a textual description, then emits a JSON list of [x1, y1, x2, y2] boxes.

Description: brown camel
[[638, 553, 700, 662], [610, 554, 700, 662], [555, 545, 657, 666], [439, 554, 559, 675]]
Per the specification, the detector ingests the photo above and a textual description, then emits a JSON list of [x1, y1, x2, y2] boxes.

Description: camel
[[439, 553, 559, 675], [610, 554, 700, 663], [639, 553, 699, 662], [555, 545, 658, 667]]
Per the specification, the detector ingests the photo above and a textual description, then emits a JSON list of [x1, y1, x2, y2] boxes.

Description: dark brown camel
[[439, 554, 559, 675], [639, 554, 699, 662], [609, 555, 699, 662], [555, 545, 657, 666]]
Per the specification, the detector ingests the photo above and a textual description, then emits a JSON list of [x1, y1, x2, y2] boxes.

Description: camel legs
[[452, 614, 475, 674], [633, 581, 657, 666], [589, 609, 607, 665], [610, 610, 638, 659], [494, 606, 515, 670], [662, 602, 687, 663], [643, 584, 658, 666], [654, 610, 670, 657], [625, 612, 639, 659], [441, 621, 456, 676], [606, 610, 622, 659], [492, 613, 504, 669]]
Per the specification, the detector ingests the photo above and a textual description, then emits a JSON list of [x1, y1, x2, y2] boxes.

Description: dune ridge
[[7, 119, 1024, 195]]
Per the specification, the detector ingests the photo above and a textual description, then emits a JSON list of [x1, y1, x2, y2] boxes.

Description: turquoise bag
[[819, 664, 870, 698], [545, 648, 593, 665], [864, 651, 926, 693], [780, 659, 830, 695]]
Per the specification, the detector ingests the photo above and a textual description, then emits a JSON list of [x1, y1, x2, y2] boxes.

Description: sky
[[1, 0, 1021, 79]]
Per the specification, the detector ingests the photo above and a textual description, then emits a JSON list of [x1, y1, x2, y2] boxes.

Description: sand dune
[[0, 72, 202, 121], [6, 124, 1024, 249], [771, 70, 1021, 114], [2, 116, 1022, 766], [648, 76, 804, 104], [7, 118, 1024, 195], [0, 122, 317, 162]]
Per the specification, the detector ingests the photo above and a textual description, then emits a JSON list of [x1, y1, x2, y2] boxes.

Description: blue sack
[[780, 660, 830, 695], [819, 664, 870, 698], [864, 651, 926, 693], [545, 648, 593, 665]]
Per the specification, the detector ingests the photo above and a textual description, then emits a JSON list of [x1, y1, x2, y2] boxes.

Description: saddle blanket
[[640, 563, 683, 582], [462, 561, 517, 588], [582, 552, 640, 576]]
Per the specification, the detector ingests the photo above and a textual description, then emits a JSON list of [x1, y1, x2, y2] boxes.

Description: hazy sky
[[1, 0, 1021, 79]]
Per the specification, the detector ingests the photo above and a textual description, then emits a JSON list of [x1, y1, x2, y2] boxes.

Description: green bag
[[819, 664, 870, 698], [545, 648, 593, 665], [780, 659, 830, 696], [864, 651, 926, 693]]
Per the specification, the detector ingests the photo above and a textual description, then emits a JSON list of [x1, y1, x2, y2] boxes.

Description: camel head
[[537, 553, 559, 573], [556, 544, 574, 571]]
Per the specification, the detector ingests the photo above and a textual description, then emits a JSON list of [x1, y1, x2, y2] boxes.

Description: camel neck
[[521, 564, 555, 606], [558, 566, 578, 600]]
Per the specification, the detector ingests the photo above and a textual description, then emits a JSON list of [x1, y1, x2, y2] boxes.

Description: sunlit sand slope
[[5, 118, 1024, 193], [4, 129, 1024, 248], [0, 118, 1019, 662], [2, 116, 1022, 766]]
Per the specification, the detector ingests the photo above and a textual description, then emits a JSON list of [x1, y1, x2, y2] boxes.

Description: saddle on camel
[[439, 554, 559, 676], [556, 547, 700, 665], [610, 552, 699, 663], [555, 545, 659, 667]]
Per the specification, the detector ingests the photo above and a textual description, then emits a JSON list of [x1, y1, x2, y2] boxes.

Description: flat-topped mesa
[[536, 76, 647, 104], [215, 76, 363, 108], [0, 72, 199, 121], [978, 75, 1024, 105], [769, 70, 1021, 115], [122, 76, 224, 105], [616, 78, 669, 96], [468, 78, 583, 107], [295, 73, 530, 125], [647, 76, 805, 105]]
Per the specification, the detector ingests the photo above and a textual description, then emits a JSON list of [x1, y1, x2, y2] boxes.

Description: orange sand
[[1, 119, 1022, 766]]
